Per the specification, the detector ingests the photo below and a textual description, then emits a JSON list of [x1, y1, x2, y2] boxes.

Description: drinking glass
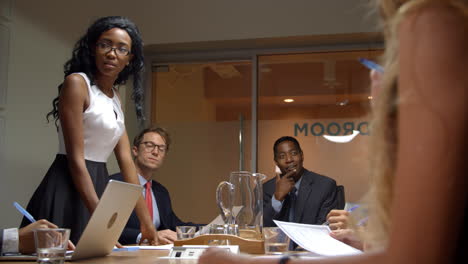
[[34, 228, 70, 264], [176, 226, 196, 240], [263, 227, 290, 255]]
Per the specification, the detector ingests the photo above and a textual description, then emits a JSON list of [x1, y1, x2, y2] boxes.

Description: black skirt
[[20, 154, 109, 244]]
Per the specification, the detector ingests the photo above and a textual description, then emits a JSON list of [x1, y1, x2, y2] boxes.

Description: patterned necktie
[[288, 187, 297, 222], [145, 181, 153, 221]]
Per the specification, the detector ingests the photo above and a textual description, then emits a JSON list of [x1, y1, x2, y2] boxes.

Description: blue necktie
[[288, 187, 298, 250], [288, 187, 297, 222]]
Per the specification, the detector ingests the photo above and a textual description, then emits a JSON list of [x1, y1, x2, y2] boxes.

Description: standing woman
[[21, 16, 158, 245]]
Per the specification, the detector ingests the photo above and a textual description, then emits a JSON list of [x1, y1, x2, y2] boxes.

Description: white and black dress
[[20, 72, 125, 244]]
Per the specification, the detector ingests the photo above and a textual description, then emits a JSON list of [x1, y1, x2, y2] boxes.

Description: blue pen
[[346, 204, 360, 212], [13, 202, 36, 223], [358, 58, 385, 73], [357, 216, 369, 226], [322, 204, 360, 225]]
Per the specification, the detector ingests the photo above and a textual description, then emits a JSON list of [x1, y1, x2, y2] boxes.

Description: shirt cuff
[[271, 195, 283, 213], [2, 228, 19, 254]]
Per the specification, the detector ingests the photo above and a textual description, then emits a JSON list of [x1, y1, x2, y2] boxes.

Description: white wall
[[0, 0, 377, 227]]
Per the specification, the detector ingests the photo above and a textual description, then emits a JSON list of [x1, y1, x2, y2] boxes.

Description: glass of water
[[206, 224, 239, 245], [34, 228, 70, 264], [176, 226, 196, 240], [263, 227, 290, 255]]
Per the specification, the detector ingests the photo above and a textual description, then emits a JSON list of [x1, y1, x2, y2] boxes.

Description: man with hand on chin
[[263, 136, 340, 227]]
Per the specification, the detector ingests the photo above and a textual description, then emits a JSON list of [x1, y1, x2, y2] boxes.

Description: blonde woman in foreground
[[198, 0, 468, 263]]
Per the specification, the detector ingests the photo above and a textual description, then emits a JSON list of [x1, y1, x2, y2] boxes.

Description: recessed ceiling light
[[284, 98, 294, 103], [336, 99, 348, 106], [368, 96, 373, 100]]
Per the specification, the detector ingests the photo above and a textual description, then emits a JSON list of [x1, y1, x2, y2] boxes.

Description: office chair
[[335, 185, 346, 209]]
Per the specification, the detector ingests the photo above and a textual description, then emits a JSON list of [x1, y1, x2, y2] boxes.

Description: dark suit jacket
[[263, 168, 339, 227], [110, 173, 197, 245], [0, 229, 4, 254]]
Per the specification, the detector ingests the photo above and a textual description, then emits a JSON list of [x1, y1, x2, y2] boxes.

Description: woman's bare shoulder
[[399, 1, 468, 108], [61, 74, 88, 96], [59, 74, 90, 108], [400, 1, 467, 38]]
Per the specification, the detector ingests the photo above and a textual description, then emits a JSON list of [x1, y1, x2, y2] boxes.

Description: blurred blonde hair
[[364, 0, 468, 249]]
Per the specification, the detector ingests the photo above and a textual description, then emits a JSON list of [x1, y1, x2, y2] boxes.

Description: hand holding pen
[[13, 202, 76, 251], [359, 58, 384, 102], [323, 205, 360, 230]]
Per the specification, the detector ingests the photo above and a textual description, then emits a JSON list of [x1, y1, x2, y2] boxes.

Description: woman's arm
[[59, 74, 100, 213], [113, 128, 158, 245]]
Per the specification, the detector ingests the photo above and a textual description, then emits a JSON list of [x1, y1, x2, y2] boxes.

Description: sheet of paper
[[273, 220, 362, 256], [123, 244, 174, 250]]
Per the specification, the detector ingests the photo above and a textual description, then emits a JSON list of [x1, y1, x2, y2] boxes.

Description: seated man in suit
[[110, 127, 197, 245], [263, 136, 341, 227]]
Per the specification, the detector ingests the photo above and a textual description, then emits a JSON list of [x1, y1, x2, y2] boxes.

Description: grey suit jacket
[[263, 168, 339, 227]]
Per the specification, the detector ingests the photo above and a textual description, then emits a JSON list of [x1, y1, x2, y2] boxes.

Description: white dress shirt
[[1, 228, 19, 254], [136, 174, 161, 243]]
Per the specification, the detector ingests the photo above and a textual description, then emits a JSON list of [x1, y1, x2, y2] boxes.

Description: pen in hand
[[358, 58, 385, 73], [357, 216, 369, 226], [14, 202, 76, 251], [13, 202, 75, 250], [13, 202, 36, 223]]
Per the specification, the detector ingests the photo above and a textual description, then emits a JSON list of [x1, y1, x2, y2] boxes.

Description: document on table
[[123, 244, 174, 250], [273, 220, 362, 256]]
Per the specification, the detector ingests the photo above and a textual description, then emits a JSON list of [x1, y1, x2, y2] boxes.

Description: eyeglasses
[[96, 42, 131, 56], [140, 141, 167, 153]]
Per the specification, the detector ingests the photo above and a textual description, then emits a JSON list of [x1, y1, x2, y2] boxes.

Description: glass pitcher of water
[[216, 171, 266, 240]]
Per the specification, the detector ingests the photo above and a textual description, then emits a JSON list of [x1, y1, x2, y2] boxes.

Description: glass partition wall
[[151, 62, 252, 224], [257, 50, 380, 203], [151, 50, 381, 224]]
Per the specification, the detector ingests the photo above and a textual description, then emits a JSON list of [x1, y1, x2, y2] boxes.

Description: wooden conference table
[[2, 250, 199, 264]]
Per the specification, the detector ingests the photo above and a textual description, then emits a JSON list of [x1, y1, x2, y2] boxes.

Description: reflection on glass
[[323, 130, 360, 143]]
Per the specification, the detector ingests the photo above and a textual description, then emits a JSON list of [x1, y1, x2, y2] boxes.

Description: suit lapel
[[294, 170, 314, 222], [151, 180, 164, 228]]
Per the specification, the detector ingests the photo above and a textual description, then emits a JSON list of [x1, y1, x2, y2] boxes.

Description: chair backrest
[[335, 185, 346, 209]]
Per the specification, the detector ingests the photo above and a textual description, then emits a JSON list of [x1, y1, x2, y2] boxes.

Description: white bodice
[[57, 72, 125, 162]]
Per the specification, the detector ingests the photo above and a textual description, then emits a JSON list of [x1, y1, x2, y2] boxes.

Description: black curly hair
[[46, 16, 145, 125], [273, 136, 303, 159]]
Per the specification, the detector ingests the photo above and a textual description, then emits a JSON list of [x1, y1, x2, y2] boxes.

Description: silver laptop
[[0, 180, 143, 261]]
